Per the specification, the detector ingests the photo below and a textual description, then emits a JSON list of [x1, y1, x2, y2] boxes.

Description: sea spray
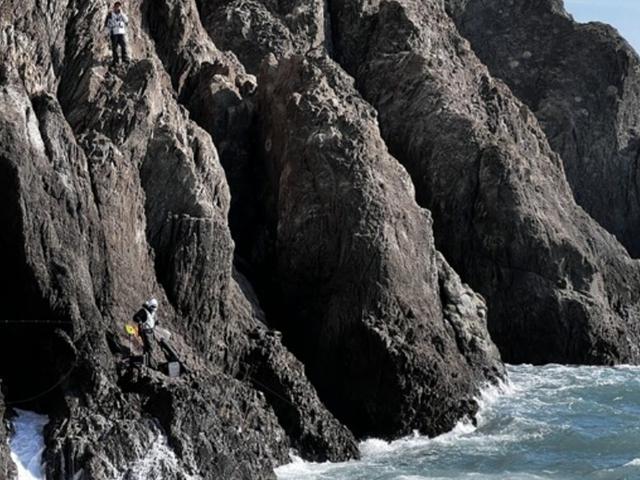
[[9, 409, 48, 480], [276, 377, 513, 479], [120, 432, 201, 480]]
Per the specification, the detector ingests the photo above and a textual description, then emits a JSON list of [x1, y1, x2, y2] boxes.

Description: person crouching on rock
[[134, 298, 158, 368], [105, 2, 130, 66]]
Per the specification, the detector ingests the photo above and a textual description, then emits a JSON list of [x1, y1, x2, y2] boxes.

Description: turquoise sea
[[276, 365, 640, 480]]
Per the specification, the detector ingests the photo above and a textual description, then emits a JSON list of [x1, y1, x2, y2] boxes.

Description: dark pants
[[141, 329, 154, 366], [110, 34, 129, 63]]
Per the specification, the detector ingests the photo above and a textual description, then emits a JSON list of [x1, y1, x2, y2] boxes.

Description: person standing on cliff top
[[105, 2, 130, 66]]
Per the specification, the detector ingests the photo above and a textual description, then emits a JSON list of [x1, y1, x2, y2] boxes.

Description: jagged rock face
[[46, 352, 288, 480], [0, 0, 358, 476], [258, 54, 502, 437], [147, 0, 266, 269], [138, 0, 359, 460], [242, 329, 360, 460], [330, 0, 640, 364], [0, 37, 287, 480], [196, 0, 503, 440], [197, 0, 327, 74], [446, 0, 640, 257], [0, 387, 14, 480]]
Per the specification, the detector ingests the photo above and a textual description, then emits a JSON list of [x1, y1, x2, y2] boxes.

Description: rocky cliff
[[258, 53, 502, 437], [447, 0, 640, 257], [0, 0, 356, 477], [0, 386, 14, 479], [0, 0, 501, 477], [1, 0, 639, 477], [329, 0, 640, 364]]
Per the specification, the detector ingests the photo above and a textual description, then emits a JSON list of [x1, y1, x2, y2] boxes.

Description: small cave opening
[[0, 160, 72, 414], [0, 323, 72, 413]]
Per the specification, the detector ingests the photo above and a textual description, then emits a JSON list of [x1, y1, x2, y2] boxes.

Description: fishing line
[[5, 363, 77, 406]]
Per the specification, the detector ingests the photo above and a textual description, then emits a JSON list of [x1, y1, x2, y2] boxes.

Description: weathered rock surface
[[43, 332, 290, 480], [258, 53, 503, 437], [242, 328, 360, 460], [330, 0, 640, 364], [1, 0, 356, 477], [138, 0, 359, 460], [0, 66, 288, 479], [446, 0, 640, 257], [6, 0, 640, 475], [196, 0, 503, 441], [195, 0, 505, 441], [0, 387, 14, 480], [146, 0, 265, 267], [197, 0, 327, 74]]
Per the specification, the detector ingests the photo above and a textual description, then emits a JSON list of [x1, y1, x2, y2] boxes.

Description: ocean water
[[276, 364, 640, 480]]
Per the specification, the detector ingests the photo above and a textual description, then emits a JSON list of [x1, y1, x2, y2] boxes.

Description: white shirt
[[107, 12, 129, 35], [141, 308, 156, 330]]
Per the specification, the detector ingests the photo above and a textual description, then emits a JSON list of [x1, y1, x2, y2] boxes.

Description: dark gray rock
[[257, 53, 503, 438], [196, 0, 504, 441], [145, 0, 267, 272], [7, 0, 639, 475], [137, 0, 360, 458], [197, 0, 327, 74], [446, 0, 640, 257], [0, 0, 356, 476], [243, 328, 360, 461], [0, 386, 14, 480], [0, 73, 290, 479], [46, 340, 288, 480], [330, 0, 640, 364]]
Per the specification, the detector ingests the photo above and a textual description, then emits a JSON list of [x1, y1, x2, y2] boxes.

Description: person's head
[[144, 298, 158, 312], [113, 2, 122, 12]]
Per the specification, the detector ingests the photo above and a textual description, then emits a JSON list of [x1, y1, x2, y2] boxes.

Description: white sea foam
[[7, 408, 201, 480], [120, 432, 201, 480], [276, 374, 515, 479], [9, 409, 49, 480], [274, 453, 350, 478]]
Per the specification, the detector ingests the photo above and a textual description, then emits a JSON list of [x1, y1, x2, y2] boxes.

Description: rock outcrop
[[0, 60, 289, 480], [142, 0, 262, 262], [197, 0, 327, 74], [258, 53, 502, 437], [1, 0, 356, 477], [0, 387, 14, 480], [196, 0, 504, 439], [242, 329, 360, 460], [446, 0, 640, 257], [329, 0, 640, 364], [5, 0, 640, 475]]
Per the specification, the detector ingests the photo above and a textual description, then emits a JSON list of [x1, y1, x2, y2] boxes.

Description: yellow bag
[[125, 324, 138, 336]]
